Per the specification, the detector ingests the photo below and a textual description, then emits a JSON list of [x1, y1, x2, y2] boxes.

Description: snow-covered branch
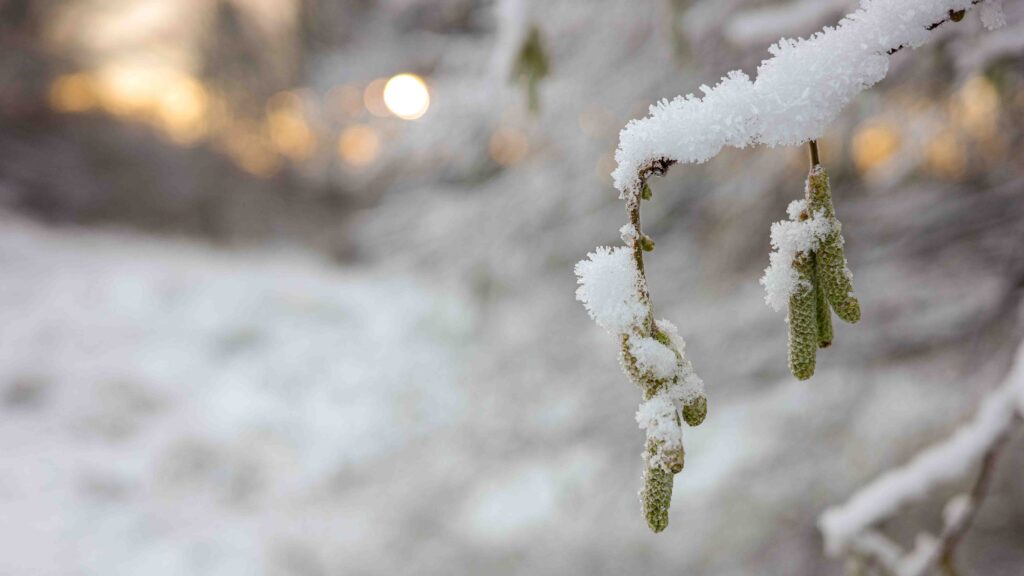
[[819, 339, 1024, 572], [612, 0, 1001, 197]]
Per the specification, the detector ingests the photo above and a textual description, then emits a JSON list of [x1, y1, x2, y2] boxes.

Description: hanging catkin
[[807, 167, 861, 324], [815, 258, 833, 348], [788, 251, 819, 380]]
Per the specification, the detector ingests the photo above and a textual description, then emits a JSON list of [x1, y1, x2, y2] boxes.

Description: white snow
[[819, 339, 1024, 556], [760, 206, 832, 312], [980, 0, 1007, 30], [0, 215, 470, 575], [619, 223, 638, 246], [626, 335, 679, 381], [611, 0, 977, 195], [636, 394, 683, 444], [655, 319, 705, 405], [574, 246, 646, 333]]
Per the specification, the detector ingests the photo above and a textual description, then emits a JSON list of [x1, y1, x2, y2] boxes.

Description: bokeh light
[[338, 124, 380, 167], [48, 73, 98, 113], [383, 73, 430, 120], [489, 127, 528, 167], [363, 78, 390, 118], [851, 121, 900, 173], [266, 91, 316, 161]]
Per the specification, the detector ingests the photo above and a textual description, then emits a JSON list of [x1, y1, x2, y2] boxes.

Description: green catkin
[[814, 259, 833, 348], [806, 168, 861, 324], [682, 395, 707, 427], [640, 465, 674, 533], [788, 252, 818, 380]]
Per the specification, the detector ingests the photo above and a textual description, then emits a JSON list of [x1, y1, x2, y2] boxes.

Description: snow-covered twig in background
[[819, 340, 1024, 574], [492, 0, 549, 111]]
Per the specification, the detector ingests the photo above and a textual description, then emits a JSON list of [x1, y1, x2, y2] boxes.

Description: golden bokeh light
[[266, 91, 316, 161], [338, 124, 380, 168], [220, 123, 281, 179], [951, 75, 999, 141], [156, 75, 208, 146], [363, 78, 390, 118], [328, 84, 365, 120], [51, 65, 211, 146], [382, 73, 430, 120], [49, 73, 98, 113], [851, 122, 900, 173], [925, 130, 967, 180], [93, 64, 166, 117], [489, 127, 528, 167]]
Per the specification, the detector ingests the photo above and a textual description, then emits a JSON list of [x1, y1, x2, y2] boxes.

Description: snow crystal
[[786, 199, 807, 221], [636, 394, 678, 440], [611, 0, 978, 194], [635, 392, 684, 469], [980, 0, 1006, 30], [619, 223, 638, 246], [760, 209, 832, 311], [655, 319, 686, 355], [819, 340, 1024, 556], [627, 335, 679, 381], [574, 246, 646, 333], [656, 319, 706, 404]]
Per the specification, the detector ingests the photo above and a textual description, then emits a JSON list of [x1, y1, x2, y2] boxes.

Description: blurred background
[[1, 0, 1023, 574]]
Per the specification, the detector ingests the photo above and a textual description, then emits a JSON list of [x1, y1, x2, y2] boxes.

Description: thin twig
[[887, 4, 978, 55], [627, 158, 675, 337], [809, 140, 821, 168], [922, 414, 1021, 576]]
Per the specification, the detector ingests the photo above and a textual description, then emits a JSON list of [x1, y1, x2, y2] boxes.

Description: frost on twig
[[574, 176, 707, 533], [819, 340, 1024, 574]]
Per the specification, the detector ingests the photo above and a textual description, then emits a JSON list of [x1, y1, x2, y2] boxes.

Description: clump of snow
[[619, 223, 638, 246], [979, 0, 1006, 30], [627, 335, 679, 381], [655, 319, 705, 404], [819, 339, 1024, 556], [611, 0, 977, 194], [636, 394, 681, 442], [574, 246, 646, 333], [635, 392, 685, 470], [942, 493, 972, 526], [786, 198, 808, 220], [760, 208, 832, 311]]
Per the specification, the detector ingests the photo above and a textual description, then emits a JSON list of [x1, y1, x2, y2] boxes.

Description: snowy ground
[[1, 210, 1021, 575]]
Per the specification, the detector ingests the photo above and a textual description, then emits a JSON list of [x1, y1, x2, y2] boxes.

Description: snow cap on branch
[[612, 0, 976, 194]]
